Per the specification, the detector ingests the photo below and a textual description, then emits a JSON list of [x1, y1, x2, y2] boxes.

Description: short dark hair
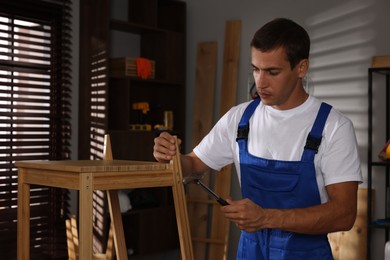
[[250, 18, 310, 69]]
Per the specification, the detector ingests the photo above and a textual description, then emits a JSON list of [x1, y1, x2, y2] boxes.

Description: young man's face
[[251, 47, 308, 110]]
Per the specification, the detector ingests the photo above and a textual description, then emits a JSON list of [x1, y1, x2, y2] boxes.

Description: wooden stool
[[66, 135, 120, 259], [17, 135, 194, 260]]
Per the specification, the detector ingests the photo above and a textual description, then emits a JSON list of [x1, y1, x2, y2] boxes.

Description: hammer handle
[[195, 179, 229, 206]]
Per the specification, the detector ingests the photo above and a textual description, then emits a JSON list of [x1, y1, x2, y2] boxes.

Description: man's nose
[[256, 71, 267, 88]]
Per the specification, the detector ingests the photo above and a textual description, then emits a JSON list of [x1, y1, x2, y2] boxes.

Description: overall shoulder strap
[[302, 102, 332, 162], [236, 98, 260, 141]]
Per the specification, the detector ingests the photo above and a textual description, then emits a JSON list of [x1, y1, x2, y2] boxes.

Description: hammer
[[183, 174, 229, 206]]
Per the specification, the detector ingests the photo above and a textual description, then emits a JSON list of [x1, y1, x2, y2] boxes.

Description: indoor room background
[[68, 0, 390, 259]]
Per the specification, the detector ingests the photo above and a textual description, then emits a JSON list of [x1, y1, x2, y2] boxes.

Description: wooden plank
[[186, 41, 218, 260], [209, 20, 241, 260], [218, 20, 241, 115], [190, 42, 218, 148], [329, 188, 369, 260]]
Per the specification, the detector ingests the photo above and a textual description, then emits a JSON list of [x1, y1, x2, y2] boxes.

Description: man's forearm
[[264, 202, 356, 234], [180, 153, 211, 177], [180, 154, 194, 177], [263, 182, 358, 234]]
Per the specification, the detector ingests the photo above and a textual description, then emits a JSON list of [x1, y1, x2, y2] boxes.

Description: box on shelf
[[371, 55, 390, 68], [110, 57, 155, 79]]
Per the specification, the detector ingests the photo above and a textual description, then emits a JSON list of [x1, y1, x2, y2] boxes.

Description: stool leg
[[104, 223, 115, 260], [79, 173, 93, 260], [103, 134, 124, 259], [107, 190, 128, 260], [171, 140, 194, 260]]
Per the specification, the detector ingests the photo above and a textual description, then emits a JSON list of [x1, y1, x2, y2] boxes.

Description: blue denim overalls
[[236, 98, 334, 260]]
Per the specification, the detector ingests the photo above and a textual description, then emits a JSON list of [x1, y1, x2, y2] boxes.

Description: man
[[153, 18, 362, 259]]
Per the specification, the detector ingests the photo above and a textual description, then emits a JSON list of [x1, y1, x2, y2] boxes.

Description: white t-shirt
[[193, 95, 362, 203]]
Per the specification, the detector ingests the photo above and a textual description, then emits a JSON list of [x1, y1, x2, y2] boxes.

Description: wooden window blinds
[[0, 0, 72, 259]]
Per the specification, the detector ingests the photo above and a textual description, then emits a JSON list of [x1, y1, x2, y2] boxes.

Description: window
[[0, 0, 72, 259]]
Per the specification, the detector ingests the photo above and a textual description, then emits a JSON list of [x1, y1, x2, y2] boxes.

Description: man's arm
[[153, 131, 210, 176], [222, 181, 358, 234]]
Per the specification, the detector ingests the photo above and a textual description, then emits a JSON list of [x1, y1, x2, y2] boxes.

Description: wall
[[183, 0, 390, 259]]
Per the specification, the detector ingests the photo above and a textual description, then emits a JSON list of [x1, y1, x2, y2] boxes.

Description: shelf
[[122, 205, 174, 216], [110, 19, 166, 34], [109, 75, 183, 86], [108, 78, 186, 136], [122, 206, 179, 256], [108, 130, 157, 161], [369, 67, 390, 75], [371, 161, 390, 166], [370, 219, 390, 229], [110, 18, 185, 35]]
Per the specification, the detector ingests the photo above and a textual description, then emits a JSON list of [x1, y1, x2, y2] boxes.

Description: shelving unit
[[367, 67, 390, 260], [108, 0, 186, 161], [79, 0, 186, 256], [108, 0, 186, 256]]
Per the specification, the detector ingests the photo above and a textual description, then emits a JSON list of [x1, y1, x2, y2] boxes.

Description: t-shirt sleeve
[[193, 107, 240, 171], [320, 115, 363, 186]]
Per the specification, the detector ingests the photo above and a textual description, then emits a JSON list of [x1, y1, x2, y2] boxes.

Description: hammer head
[[182, 173, 205, 185]]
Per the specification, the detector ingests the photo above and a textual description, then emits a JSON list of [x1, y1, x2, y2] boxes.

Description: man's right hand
[[153, 131, 182, 163]]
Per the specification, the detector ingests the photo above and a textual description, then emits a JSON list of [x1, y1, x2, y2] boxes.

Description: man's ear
[[297, 59, 309, 78]]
